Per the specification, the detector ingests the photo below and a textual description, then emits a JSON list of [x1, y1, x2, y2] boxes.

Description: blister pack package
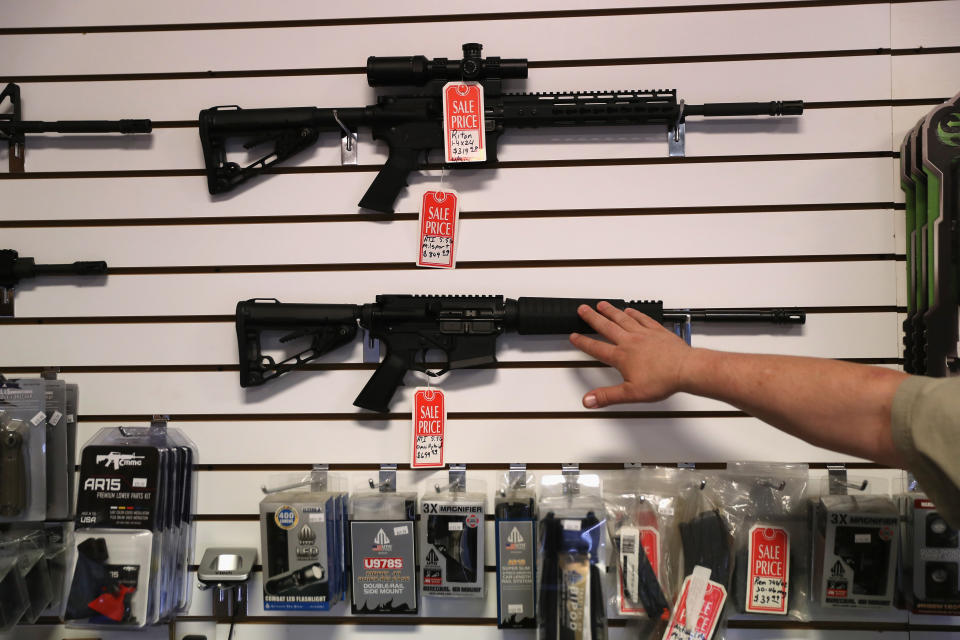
[[260, 467, 349, 611], [495, 467, 537, 628], [421, 471, 486, 599], [538, 471, 608, 640]]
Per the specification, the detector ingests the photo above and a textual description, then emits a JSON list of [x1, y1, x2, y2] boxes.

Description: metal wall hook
[[561, 463, 580, 496], [369, 464, 397, 493], [435, 463, 467, 493]]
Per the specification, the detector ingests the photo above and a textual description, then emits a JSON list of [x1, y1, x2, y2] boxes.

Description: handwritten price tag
[[745, 525, 789, 614], [411, 387, 445, 468], [442, 82, 486, 163], [416, 189, 459, 269], [662, 574, 726, 640]]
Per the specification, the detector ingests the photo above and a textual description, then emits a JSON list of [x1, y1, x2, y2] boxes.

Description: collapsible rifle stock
[[236, 295, 805, 412], [200, 43, 803, 213], [0, 83, 152, 172]]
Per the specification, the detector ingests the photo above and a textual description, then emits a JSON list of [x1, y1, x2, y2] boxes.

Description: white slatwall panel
[[3, 1, 958, 639]]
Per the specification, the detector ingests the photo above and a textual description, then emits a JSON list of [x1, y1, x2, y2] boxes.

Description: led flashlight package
[[64, 529, 153, 628], [902, 492, 960, 615], [495, 470, 537, 628], [604, 467, 686, 624], [260, 469, 348, 611], [0, 379, 48, 523], [420, 479, 486, 598], [813, 478, 898, 610], [537, 472, 608, 640], [350, 488, 419, 614]]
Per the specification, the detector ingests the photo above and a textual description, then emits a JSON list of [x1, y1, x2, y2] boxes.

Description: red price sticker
[[411, 387, 445, 468], [417, 189, 459, 268], [746, 525, 789, 614], [442, 82, 486, 163], [662, 575, 727, 640]]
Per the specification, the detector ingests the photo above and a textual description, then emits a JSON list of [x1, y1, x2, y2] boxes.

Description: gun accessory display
[[199, 42, 803, 212], [0, 250, 109, 318], [0, 83, 152, 173], [236, 296, 804, 412], [0, 412, 28, 517]]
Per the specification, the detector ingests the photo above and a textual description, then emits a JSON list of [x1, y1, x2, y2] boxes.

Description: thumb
[[583, 384, 633, 408]]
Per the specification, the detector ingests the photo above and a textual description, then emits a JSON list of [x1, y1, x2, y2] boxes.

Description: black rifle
[[200, 43, 804, 213], [0, 83, 152, 172], [236, 296, 805, 412], [0, 249, 108, 317]]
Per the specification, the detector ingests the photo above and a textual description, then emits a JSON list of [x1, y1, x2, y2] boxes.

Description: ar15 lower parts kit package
[[495, 468, 537, 628], [538, 472, 608, 640], [260, 468, 349, 611], [420, 470, 486, 598], [66, 421, 197, 629], [349, 475, 419, 615]]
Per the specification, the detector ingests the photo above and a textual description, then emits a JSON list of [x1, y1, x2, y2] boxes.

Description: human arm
[[568, 301, 910, 467]]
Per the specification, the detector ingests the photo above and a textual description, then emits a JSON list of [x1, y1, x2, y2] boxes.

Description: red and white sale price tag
[[662, 574, 727, 640], [411, 387, 445, 468], [416, 189, 459, 269], [745, 525, 790, 614], [442, 82, 486, 163]]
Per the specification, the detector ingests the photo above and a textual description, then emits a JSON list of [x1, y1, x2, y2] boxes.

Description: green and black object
[[0, 83, 152, 173], [199, 42, 802, 212], [918, 92, 960, 376], [236, 295, 805, 412]]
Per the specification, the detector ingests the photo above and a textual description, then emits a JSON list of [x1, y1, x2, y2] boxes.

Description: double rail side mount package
[[235, 295, 805, 412], [199, 42, 803, 212], [0, 83, 152, 173]]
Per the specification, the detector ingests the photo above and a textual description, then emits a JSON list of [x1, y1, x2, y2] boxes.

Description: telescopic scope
[[367, 42, 528, 86]]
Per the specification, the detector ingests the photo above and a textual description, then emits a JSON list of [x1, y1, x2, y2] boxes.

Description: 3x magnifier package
[[0, 377, 77, 523], [812, 474, 898, 609], [260, 468, 349, 611], [537, 472, 608, 640], [65, 421, 197, 629], [420, 471, 486, 598]]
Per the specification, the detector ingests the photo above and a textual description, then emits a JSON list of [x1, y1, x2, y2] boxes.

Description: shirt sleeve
[[891, 375, 960, 529]]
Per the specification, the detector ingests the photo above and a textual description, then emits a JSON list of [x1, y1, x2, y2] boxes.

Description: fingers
[[569, 332, 617, 365], [583, 383, 634, 408], [596, 300, 644, 332], [576, 303, 626, 342], [624, 308, 665, 330]]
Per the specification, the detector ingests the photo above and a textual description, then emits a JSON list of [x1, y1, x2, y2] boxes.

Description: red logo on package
[[746, 525, 790, 614], [662, 574, 727, 640], [411, 387, 445, 468], [465, 513, 480, 528], [417, 190, 459, 269], [442, 82, 486, 163]]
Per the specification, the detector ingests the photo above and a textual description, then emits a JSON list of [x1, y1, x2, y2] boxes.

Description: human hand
[[569, 301, 694, 408]]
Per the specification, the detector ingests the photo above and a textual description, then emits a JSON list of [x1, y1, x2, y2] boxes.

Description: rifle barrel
[[8, 120, 153, 134], [685, 101, 804, 117], [663, 308, 805, 324]]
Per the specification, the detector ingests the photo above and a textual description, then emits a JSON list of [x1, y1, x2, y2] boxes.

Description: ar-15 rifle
[[200, 43, 804, 213], [236, 296, 805, 412], [0, 249, 108, 318], [0, 83, 152, 172]]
